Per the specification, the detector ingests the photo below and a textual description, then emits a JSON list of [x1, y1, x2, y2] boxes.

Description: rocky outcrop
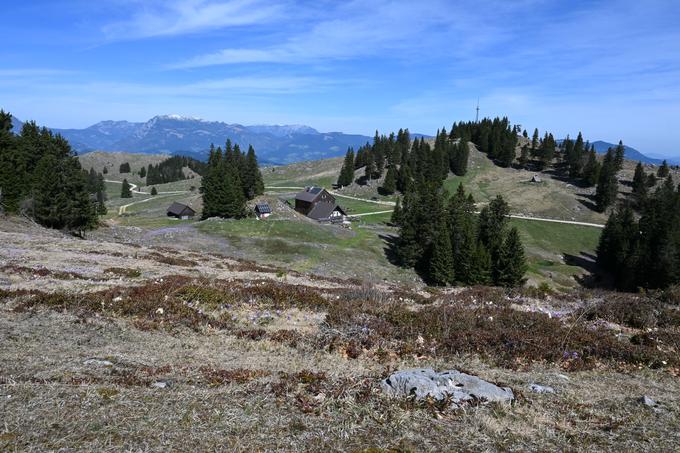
[[381, 368, 514, 406]]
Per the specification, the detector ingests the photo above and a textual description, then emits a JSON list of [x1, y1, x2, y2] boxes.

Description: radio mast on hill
[[475, 98, 480, 123]]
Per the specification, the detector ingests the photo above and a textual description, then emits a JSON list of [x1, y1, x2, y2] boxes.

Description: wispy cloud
[[102, 0, 285, 40], [171, 0, 487, 68], [0, 68, 79, 78]]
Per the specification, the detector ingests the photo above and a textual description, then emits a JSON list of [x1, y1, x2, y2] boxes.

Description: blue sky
[[2, 0, 680, 157]]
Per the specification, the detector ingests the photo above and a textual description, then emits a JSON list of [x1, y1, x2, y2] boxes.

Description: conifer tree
[[242, 145, 264, 199], [582, 146, 601, 187], [494, 227, 527, 287], [150, 186, 158, 196], [102, 166, 108, 174], [381, 165, 397, 195], [121, 179, 132, 198], [613, 141, 625, 171], [391, 197, 402, 225], [337, 148, 355, 187], [658, 160, 670, 178], [119, 162, 131, 173], [531, 128, 540, 153], [364, 153, 375, 184], [631, 161, 648, 207], [646, 172, 657, 188], [595, 149, 618, 212], [470, 242, 492, 285], [428, 218, 454, 285], [139, 167, 146, 178]]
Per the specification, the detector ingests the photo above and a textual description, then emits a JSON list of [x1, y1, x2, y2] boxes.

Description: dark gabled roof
[[167, 202, 196, 216], [255, 203, 272, 214], [295, 186, 326, 203], [307, 202, 346, 220]]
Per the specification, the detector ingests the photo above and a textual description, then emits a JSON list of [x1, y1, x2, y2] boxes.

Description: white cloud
[[102, 0, 285, 39]]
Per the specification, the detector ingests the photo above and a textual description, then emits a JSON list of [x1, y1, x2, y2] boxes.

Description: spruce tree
[[428, 218, 454, 285], [381, 165, 397, 195], [494, 227, 527, 287], [139, 166, 146, 178], [103, 166, 108, 174], [337, 148, 355, 187], [658, 160, 670, 178], [582, 146, 601, 187], [121, 179, 132, 198], [631, 162, 648, 207], [595, 149, 618, 212], [150, 187, 158, 196], [242, 145, 264, 199], [613, 141, 625, 171], [119, 162, 131, 173], [531, 128, 540, 153], [391, 196, 402, 225]]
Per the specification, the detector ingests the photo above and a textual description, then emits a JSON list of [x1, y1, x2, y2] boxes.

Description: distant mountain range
[[10, 114, 375, 165], [9, 114, 676, 165], [589, 141, 675, 165]]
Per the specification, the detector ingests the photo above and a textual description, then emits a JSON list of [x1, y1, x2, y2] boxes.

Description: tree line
[[145, 155, 207, 186], [0, 110, 103, 231], [337, 127, 469, 195], [201, 140, 264, 219], [392, 179, 526, 287], [597, 174, 679, 290]]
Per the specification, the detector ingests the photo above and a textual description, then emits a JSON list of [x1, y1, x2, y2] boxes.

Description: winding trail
[[105, 179, 190, 216]]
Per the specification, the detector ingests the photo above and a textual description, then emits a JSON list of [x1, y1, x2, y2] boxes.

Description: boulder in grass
[[381, 368, 514, 406]]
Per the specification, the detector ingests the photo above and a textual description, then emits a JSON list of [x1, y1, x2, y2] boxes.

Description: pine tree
[[242, 145, 264, 199], [582, 146, 601, 187], [494, 227, 527, 287], [595, 149, 619, 212], [613, 141, 625, 171], [631, 161, 648, 207], [337, 148, 355, 187], [470, 242, 492, 285], [119, 162, 131, 173], [102, 167, 108, 174], [646, 172, 657, 188], [139, 166, 146, 178], [531, 128, 540, 153], [150, 187, 158, 196], [428, 218, 454, 285], [121, 179, 132, 198], [658, 160, 670, 178], [364, 153, 375, 184], [381, 165, 397, 195], [391, 196, 402, 225]]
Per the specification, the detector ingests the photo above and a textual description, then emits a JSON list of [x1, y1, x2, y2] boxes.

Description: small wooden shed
[[167, 202, 196, 220], [255, 203, 272, 219]]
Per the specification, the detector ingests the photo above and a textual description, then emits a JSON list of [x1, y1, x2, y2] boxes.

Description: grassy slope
[[98, 150, 605, 288]]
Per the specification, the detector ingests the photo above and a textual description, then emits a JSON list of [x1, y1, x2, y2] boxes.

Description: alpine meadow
[[2, 1, 680, 452]]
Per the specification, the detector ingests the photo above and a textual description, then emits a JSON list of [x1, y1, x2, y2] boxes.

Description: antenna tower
[[475, 98, 480, 123]]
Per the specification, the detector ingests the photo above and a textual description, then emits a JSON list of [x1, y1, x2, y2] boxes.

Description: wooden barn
[[167, 202, 196, 220], [294, 187, 346, 221]]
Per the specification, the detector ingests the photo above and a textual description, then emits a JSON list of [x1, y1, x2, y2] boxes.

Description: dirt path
[[106, 179, 190, 215]]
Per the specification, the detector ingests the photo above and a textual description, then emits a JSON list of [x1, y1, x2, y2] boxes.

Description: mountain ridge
[[9, 114, 676, 165]]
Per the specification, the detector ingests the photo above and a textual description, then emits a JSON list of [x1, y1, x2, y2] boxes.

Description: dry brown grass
[[2, 277, 680, 451]]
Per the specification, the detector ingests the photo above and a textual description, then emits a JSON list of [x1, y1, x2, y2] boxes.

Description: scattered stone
[[529, 383, 555, 394], [83, 358, 113, 367], [151, 380, 171, 389], [381, 368, 514, 406], [639, 395, 657, 407]]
